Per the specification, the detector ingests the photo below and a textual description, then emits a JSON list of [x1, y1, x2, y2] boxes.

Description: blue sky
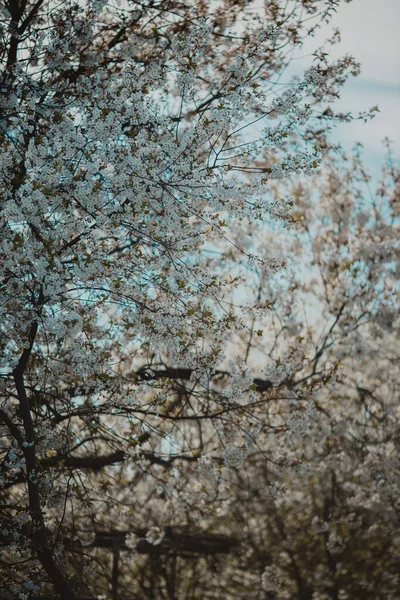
[[291, 0, 400, 180]]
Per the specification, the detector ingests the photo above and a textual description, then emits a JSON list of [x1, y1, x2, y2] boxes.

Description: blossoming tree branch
[[0, 0, 398, 599]]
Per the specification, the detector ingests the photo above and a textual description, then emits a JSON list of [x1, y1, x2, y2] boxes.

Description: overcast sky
[[291, 0, 400, 179]]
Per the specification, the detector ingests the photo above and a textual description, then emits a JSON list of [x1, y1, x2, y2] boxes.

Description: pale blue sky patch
[[290, 0, 400, 175]]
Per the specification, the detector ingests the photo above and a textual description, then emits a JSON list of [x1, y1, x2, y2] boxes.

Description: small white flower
[[146, 526, 164, 546], [125, 532, 139, 550], [261, 566, 279, 592], [326, 531, 345, 554], [222, 445, 246, 468], [77, 530, 96, 546], [197, 456, 217, 479], [311, 515, 330, 534]]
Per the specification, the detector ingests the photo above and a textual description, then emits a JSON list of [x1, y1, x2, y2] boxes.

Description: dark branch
[[87, 528, 240, 556]]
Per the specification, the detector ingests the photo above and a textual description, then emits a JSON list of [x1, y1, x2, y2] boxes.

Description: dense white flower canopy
[[0, 1, 398, 599]]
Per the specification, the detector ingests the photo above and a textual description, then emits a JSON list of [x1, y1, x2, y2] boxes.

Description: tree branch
[[11, 321, 77, 599]]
